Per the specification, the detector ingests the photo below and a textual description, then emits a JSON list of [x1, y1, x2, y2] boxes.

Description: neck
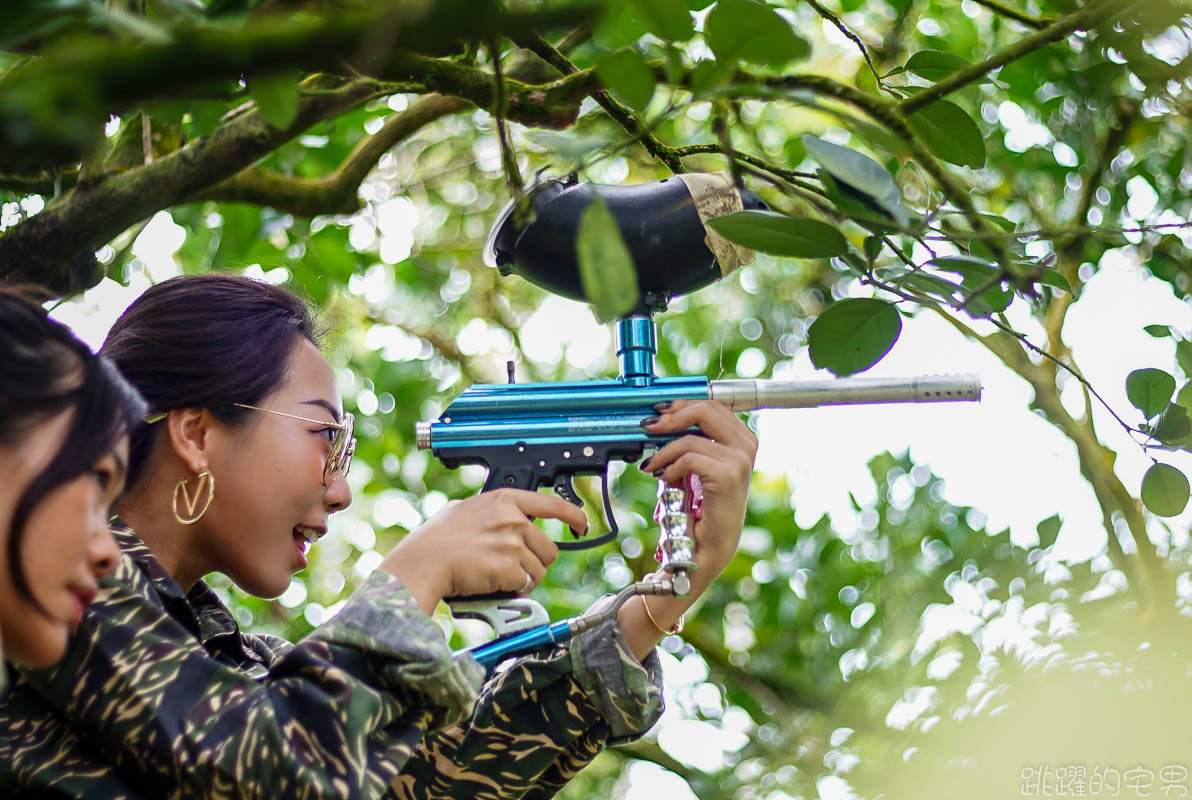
[[117, 474, 215, 592]]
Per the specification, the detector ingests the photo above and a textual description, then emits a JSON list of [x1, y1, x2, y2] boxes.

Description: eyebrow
[[301, 399, 343, 423]]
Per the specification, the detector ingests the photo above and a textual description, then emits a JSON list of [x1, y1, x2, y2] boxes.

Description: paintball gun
[[417, 173, 982, 671]]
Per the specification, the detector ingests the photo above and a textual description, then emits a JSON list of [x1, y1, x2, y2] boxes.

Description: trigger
[[553, 474, 586, 539], [553, 473, 583, 508]]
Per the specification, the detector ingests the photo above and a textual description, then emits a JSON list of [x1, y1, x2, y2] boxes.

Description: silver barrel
[[709, 374, 982, 412]]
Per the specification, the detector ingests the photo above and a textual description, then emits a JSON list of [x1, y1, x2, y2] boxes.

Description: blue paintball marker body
[[419, 173, 983, 673]]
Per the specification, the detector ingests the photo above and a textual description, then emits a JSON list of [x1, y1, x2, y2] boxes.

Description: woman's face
[[0, 412, 125, 668], [200, 339, 352, 598]]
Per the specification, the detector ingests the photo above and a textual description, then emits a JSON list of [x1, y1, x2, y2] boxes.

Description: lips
[[292, 525, 324, 564], [67, 586, 98, 626]]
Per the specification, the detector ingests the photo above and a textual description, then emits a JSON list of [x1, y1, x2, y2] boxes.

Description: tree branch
[[0, 0, 593, 173], [746, 74, 1019, 285], [199, 94, 468, 215], [0, 76, 390, 293], [899, 0, 1133, 115], [198, 39, 593, 217], [513, 31, 685, 174], [968, 0, 1054, 29]]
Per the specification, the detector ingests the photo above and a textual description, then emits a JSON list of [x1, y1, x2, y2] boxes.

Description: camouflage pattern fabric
[[0, 528, 663, 799]]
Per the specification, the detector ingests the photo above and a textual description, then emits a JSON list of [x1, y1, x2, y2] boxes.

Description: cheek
[[20, 479, 100, 587]]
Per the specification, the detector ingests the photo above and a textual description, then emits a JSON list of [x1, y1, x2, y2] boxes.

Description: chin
[[12, 625, 69, 670], [231, 571, 291, 600]]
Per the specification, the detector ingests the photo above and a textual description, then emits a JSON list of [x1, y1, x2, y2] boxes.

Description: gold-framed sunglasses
[[145, 405, 356, 486], [232, 403, 356, 486]]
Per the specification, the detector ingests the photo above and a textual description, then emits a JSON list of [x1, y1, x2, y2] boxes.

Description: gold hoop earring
[[173, 470, 215, 525]]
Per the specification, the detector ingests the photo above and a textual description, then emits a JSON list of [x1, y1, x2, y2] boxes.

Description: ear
[[165, 408, 214, 475]]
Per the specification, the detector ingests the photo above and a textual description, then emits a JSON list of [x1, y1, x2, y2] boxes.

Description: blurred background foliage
[[5, 0, 1192, 797]]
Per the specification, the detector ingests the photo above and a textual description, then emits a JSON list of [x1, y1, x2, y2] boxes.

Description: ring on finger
[[520, 573, 533, 594]]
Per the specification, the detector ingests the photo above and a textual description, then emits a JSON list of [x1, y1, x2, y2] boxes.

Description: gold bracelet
[[642, 597, 684, 636]]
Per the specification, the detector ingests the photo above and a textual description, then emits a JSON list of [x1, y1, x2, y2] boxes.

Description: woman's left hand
[[638, 399, 758, 593]]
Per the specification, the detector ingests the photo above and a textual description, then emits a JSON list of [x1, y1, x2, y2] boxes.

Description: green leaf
[[802, 135, 902, 216], [188, 99, 226, 138], [1152, 403, 1192, 444], [908, 100, 986, 168], [594, 2, 650, 50], [249, 70, 301, 130], [1141, 463, 1190, 517], [1178, 340, 1192, 378], [626, 0, 694, 41], [894, 272, 963, 305], [527, 131, 606, 162], [596, 48, 656, 111], [705, 0, 809, 67], [978, 212, 1016, 232], [863, 235, 883, 264], [1126, 368, 1176, 419], [1034, 269, 1072, 294], [1145, 324, 1173, 337], [576, 194, 640, 322], [964, 280, 1012, 317], [905, 49, 973, 82], [688, 58, 735, 95], [808, 298, 902, 375], [1036, 514, 1062, 549], [817, 170, 913, 233], [705, 211, 848, 258], [926, 256, 996, 280]]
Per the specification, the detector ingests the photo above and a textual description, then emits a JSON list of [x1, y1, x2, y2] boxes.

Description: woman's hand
[[380, 489, 588, 616], [640, 399, 758, 587], [618, 399, 758, 660]]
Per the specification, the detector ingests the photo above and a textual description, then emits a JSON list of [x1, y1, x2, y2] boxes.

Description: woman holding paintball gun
[[0, 287, 145, 694], [0, 273, 756, 799]]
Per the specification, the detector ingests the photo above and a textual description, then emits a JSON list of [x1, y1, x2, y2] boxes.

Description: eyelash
[[314, 427, 337, 443]]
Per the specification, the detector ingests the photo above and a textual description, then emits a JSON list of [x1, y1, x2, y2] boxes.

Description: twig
[[921, 220, 1192, 242], [513, 31, 685, 174], [804, 0, 890, 91], [899, 0, 1135, 115], [968, 0, 1054, 29], [487, 37, 524, 196]]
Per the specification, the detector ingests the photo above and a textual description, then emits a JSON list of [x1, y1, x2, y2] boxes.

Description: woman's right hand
[[380, 489, 588, 616]]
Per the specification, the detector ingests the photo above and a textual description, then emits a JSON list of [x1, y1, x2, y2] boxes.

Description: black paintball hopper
[[484, 174, 767, 315]]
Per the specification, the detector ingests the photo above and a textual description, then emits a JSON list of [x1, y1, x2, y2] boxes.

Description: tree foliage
[[6, 0, 1192, 796]]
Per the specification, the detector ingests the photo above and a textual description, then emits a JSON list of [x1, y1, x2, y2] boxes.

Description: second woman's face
[[202, 340, 352, 598], [0, 412, 125, 669]]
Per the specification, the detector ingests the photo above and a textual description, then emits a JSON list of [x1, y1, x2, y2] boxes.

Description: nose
[[324, 471, 353, 513], [88, 526, 120, 578]]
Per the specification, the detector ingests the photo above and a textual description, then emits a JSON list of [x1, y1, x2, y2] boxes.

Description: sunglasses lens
[[324, 413, 355, 484]]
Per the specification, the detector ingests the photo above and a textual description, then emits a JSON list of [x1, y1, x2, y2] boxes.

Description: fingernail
[[640, 416, 661, 427], [653, 401, 672, 412], [639, 457, 653, 472], [652, 468, 666, 478]]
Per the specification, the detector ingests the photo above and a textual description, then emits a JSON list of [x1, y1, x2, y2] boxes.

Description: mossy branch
[[0, 0, 593, 174], [0, 76, 389, 292]]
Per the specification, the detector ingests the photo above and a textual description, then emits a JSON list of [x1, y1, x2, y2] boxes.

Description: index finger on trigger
[[510, 489, 591, 534]]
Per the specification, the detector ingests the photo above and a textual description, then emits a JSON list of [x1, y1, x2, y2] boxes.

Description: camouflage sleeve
[[391, 599, 663, 800], [17, 567, 483, 800]]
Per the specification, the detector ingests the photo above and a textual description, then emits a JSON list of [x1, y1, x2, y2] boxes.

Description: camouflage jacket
[[0, 528, 663, 799]]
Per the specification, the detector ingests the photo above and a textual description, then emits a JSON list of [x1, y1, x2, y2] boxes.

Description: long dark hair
[[100, 274, 319, 488], [0, 287, 146, 604]]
